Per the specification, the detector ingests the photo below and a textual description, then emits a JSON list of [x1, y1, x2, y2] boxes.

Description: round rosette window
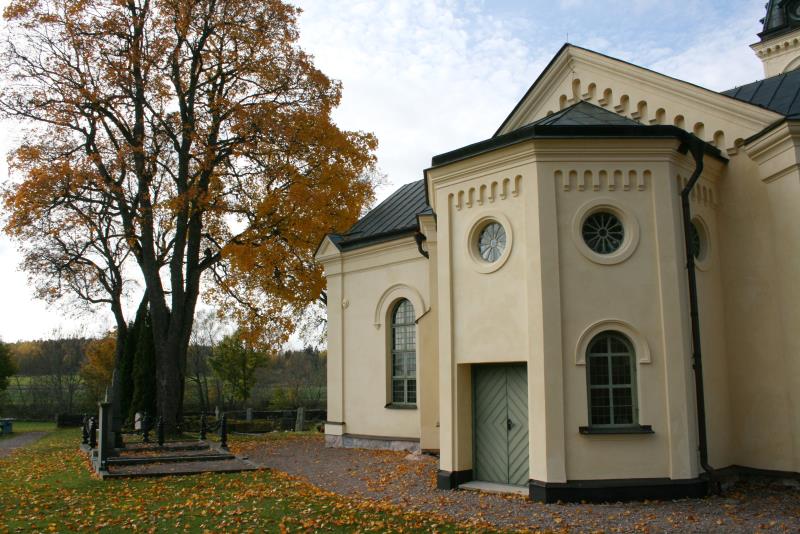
[[478, 222, 507, 262], [467, 215, 513, 273], [572, 200, 639, 265], [582, 211, 625, 255]]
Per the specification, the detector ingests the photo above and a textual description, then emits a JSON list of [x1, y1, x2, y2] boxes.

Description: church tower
[[752, 0, 800, 77]]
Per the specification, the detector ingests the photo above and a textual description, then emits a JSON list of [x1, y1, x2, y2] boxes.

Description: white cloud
[[293, 0, 550, 192]]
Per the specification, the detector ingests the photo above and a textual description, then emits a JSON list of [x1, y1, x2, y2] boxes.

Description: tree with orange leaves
[[1, 0, 378, 430], [80, 334, 117, 401]]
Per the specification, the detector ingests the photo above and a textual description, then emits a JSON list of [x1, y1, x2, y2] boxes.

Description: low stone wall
[[325, 433, 420, 453]]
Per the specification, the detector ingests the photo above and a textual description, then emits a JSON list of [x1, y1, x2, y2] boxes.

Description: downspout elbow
[[415, 231, 429, 259]]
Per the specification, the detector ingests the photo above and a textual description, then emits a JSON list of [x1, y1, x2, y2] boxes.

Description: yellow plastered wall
[[751, 28, 800, 78], [318, 236, 434, 443], [554, 157, 675, 479], [427, 138, 721, 482], [729, 125, 800, 474], [429, 146, 537, 473], [318, 44, 800, 478], [686, 167, 733, 470]]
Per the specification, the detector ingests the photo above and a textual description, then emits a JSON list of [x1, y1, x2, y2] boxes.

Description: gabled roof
[[431, 101, 723, 168], [722, 70, 800, 119], [330, 180, 429, 252], [532, 101, 640, 127], [494, 44, 781, 139], [323, 45, 754, 255]]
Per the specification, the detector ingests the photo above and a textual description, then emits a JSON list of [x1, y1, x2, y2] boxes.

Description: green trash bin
[[0, 419, 12, 435]]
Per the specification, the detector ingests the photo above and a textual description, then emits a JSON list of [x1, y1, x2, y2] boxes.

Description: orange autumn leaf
[[1, 0, 378, 427]]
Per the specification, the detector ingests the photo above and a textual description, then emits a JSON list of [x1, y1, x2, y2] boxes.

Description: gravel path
[[240, 434, 800, 533], [0, 432, 48, 459]]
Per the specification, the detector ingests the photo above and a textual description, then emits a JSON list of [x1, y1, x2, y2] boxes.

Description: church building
[[315, 2, 800, 502]]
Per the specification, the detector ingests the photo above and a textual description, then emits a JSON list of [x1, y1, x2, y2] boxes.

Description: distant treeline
[[4, 336, 92, 417], [0, 334, 326, 420]]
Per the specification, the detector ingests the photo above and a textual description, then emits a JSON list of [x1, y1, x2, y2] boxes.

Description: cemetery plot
[[80, 396, 258, 479]]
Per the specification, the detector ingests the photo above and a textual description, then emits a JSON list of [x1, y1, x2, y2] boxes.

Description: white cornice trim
[[498, 46, 781, 136], [339, 235, 417, 260], [745, 122, 800, 183], [751, 27, 800, 57], [570, 52, 778, 127], [315, 235, 343, 263], [428, 138, 682, 191], [745, 122, 800, 161], [762, 163, 800, 184]]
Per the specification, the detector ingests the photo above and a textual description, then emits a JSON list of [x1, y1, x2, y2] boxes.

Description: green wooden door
[[473, 364, 529, 486]]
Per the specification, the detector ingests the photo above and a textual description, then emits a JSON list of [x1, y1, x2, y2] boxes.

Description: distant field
[[7, 375, 38, 386], [0, 421, 57, 440], [3, 375, 326, 421]]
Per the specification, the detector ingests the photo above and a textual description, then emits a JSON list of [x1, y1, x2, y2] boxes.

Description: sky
[[0, 0, 768, 342]]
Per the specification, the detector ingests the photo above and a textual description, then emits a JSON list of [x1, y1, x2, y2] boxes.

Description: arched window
[[391, 299, 416, 405], [587, 331, 637, 427]]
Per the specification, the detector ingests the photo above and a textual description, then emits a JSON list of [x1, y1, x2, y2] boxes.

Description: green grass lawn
[[0, 429, 491, 533], [0, 420, 56, 440]]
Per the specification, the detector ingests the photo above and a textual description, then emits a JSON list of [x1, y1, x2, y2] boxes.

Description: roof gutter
[[678, 136, 718, 494], [431, 124, 725, 169]]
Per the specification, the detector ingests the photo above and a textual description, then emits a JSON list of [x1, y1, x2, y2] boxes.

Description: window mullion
[[607, 350, 616, 425]]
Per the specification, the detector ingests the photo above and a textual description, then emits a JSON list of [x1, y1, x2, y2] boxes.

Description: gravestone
[[109, 369, 124, 448], [134, 412, 144, 430], [96, 394, 114, 471]]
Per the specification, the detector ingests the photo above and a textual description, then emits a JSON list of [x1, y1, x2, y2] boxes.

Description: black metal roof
[[431, 101, 723, 168], [722, 70, 800, 118], [331, 180, 429, 251], [330, 96, 735, 254], [531, 101, 640, 127]]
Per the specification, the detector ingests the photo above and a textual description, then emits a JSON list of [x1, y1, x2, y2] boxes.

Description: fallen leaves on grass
[[0, 430, 499, 533]]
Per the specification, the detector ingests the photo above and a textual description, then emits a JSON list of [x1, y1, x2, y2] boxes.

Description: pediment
[[496, 45, 782, 155], [314, 235, 342, 263]]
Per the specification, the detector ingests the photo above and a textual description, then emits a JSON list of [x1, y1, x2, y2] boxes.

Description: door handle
[[507, 418, 514, 431]]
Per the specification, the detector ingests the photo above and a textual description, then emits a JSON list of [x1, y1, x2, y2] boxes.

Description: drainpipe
[[678, 136, 717, 493]]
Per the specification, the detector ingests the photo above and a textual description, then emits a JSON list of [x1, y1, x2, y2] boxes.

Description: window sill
[[579, 425, 653, 435], [385, 403, 417, 410]]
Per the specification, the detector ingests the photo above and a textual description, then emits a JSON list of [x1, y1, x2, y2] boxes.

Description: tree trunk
[[201, 374, 209, 413], [154, 334, 181, 431]]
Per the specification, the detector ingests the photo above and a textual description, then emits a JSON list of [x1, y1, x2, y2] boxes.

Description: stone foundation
[[325, 433, 420, 453]]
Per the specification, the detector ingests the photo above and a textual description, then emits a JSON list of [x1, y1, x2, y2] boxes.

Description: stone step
[[106, 452, 235, 466], [122, 441, 210, 452], [101, 457, 259, 479], [117, 446, 219, 458]]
